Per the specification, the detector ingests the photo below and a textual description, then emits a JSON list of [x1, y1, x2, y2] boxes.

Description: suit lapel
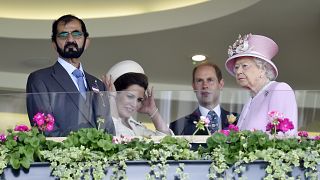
[[220, 108, 229, 129], [51, 62, 96, 128], [183, 108, 201, 135]]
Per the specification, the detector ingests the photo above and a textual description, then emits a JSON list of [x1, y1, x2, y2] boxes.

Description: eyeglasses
[[57, 31, 83, 39]]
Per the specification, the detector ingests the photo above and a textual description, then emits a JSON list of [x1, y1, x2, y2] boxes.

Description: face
[[234, 57, 265, 90], [53, 19, 89, 59], [116, 84, 145, 120], [192, 65, 224, 108]]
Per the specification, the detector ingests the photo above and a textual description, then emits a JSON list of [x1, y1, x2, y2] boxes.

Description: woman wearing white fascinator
[[103, 60, 172, 136]]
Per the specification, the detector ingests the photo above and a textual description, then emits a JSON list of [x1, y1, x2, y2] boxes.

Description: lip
[[125, 107, 135, 113], [237, 77, 246, 81], [200, 91, 211, 96]]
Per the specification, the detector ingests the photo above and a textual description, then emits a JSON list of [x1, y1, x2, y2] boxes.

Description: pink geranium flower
[[0, 134, 6, 142], [46, 123, 54, 131], [228, 124, 239, 132], [14, 125, 30, 132], [219, 129, 230, 136], [46, 114, 55, 124], [298, 131, 309, 138], [313, 136, 320, 140], [32, 112, 55, 132], [33, 113, 45, 123], [277, 118, 294, 132], [266, 111, 294, 134]]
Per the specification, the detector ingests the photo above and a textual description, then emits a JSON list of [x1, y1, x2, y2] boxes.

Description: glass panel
[[0, 90, 319, 136]]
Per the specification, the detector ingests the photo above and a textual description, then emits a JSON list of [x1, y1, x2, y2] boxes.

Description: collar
[[58, 57, 85, 78], [199, 104, 221, 117]]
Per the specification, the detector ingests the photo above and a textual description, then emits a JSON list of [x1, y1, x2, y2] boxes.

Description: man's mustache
[[64, 42, 78, 51]]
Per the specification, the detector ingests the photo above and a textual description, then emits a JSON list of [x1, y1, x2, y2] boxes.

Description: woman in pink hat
[[103, 60, 172, 137], [225, 34, 298, 134]]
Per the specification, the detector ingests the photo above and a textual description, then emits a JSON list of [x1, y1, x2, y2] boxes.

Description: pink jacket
[[237, 81, 298, 134]]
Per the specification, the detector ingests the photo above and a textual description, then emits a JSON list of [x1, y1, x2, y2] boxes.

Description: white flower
[[227, 34, 251, 57]]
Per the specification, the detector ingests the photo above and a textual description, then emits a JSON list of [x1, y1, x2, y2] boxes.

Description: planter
[[1, 161, 319, 180], [1, 162, 54, 180]]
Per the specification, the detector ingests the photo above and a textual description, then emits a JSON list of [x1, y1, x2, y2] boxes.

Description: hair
[[192, 62, 223, 82], [114, 72, 148, 91], [51, 14, 89, 42], [254, 57, 276, 80]]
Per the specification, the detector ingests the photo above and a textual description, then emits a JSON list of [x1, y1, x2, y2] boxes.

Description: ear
[[218, 79, 224, 90], [192, 82, 196, 90], [260, 69, 266, 78], [51, 41, 57, 51], [84, 38, 90, 50]]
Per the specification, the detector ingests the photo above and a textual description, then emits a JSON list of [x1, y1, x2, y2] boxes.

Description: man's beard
[[56, 41, 85, 59]]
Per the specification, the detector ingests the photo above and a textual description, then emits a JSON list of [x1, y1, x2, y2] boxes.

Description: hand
[[102, 74, 119, 118], [138, 87, 157, 116], [102, 74, 116, 92]]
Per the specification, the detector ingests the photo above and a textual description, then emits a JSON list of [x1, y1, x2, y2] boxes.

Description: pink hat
[[225, 34, 279, 79]]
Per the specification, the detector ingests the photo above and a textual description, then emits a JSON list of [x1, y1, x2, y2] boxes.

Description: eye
[[242, 64, 250, 69], [207, 78, 215, 84], [71, 31, 83, 38], [126, 93, 135, 99], [195, 79, 203, 84], [137, 98, 144, 103], [57, 32, 69, 38]]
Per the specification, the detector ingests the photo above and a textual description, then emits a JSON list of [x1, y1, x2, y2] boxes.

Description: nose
[[128, 98, 138, 109], [235, 66, 243, 75], [202, 80, 209, 89], [66, 33, 75, 42]]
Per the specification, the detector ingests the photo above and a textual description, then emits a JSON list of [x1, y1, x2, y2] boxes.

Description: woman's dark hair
[[114, 73, 148, 91], [51, 14, 89, 42]]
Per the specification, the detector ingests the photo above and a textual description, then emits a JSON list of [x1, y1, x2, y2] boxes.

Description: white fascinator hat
[[106, 60, 145, 83]]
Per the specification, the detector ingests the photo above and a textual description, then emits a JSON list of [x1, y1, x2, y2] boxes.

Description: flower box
[[2, 117, 320, 180], [1, 160, 319, 180]]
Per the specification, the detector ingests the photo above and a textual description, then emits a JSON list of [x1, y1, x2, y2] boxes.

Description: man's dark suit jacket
[[170, 107, 238, 135], [26, 61, 115, 137]]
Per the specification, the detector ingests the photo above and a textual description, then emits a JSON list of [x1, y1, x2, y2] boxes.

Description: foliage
[[0, 126, 58, 170], [0, 111, 319, 179], [203, 130, 320, 179]]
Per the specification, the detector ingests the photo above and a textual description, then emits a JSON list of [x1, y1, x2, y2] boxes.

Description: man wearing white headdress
[[103, 60, 172, 136]]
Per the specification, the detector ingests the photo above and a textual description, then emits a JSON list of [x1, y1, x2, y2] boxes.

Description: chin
[[237, 82, 247, 87]]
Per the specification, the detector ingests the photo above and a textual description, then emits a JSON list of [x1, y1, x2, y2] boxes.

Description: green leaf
[[18, 133, 27, 142], [29, 137, 40, 148], [86, 130, 94, 141], [24, 146, 35, 159], [20, 157, 31, 169], [18, 146, 26, 155], [97, 139, 113, 152], [5, 139, 17, 149], [10, 157, 20, 169]]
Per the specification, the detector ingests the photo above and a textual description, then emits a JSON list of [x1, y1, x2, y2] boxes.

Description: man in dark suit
[[26, 14, 115, 137], [170, 62, 238, 135]]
